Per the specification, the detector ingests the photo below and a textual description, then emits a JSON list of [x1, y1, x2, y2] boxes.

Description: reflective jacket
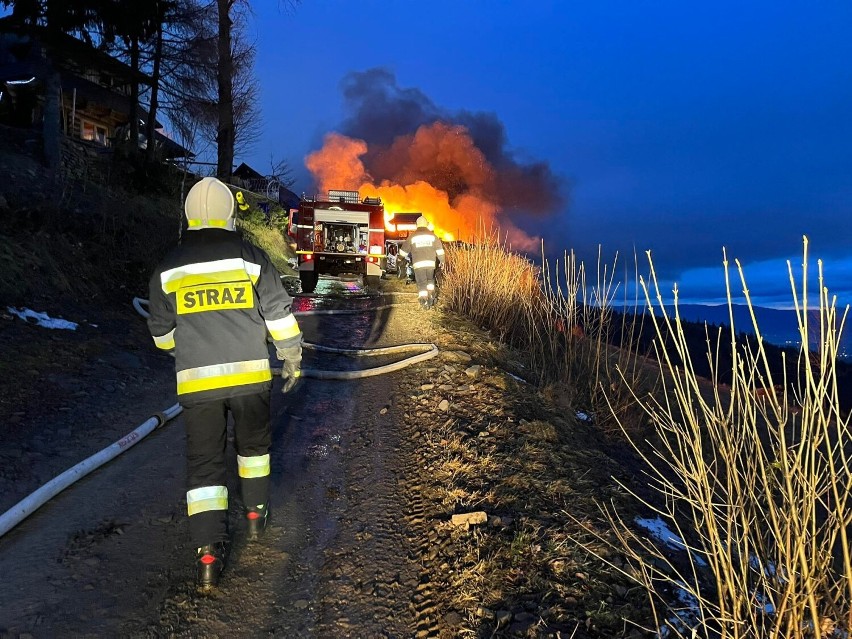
[[399, 227, 445, 270], [147, 229, 301, 405]]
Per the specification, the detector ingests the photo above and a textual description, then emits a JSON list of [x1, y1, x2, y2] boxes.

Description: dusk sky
[[243, 0, 851, 309], [12, 1, 849, 309]]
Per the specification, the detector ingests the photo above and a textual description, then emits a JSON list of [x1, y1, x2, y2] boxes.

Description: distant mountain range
[[651, 304, 851, 362]]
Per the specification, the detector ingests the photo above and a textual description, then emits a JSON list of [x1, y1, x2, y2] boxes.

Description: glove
[[276, 345, 302, 394]]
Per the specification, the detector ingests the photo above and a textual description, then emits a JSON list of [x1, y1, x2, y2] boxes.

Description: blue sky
[[244, 0, 851, 309], [7, 1, 848, 308]]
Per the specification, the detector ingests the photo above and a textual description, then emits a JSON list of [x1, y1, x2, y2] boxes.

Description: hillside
[[2, 139, 850, 637], [0, 127, 294, 310], [668, 303, 851, 361]]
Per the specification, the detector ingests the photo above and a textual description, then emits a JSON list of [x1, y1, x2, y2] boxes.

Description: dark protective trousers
[[183, 391, 272, 546], [413, 266, 437, 301]]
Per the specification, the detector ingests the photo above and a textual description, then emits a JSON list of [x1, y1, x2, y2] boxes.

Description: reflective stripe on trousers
[[238, 453, 271, 478], [187, 485, 228, 516]]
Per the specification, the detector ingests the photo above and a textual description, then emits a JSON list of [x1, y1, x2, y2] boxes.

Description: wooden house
[[0, 21, 189, 159]]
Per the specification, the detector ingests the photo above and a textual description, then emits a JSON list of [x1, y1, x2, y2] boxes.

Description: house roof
[[279, 186, 300, 209], [155, 130, 194, 159], [0, 20, 152, 85], [233, 162, 265, 181]]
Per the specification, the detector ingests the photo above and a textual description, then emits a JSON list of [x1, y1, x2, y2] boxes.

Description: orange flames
[[305, 124, 540, 250]]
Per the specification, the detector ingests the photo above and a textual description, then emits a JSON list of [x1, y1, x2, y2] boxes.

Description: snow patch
[[7, 307, 78, 330], [635, 516, 707, 566]]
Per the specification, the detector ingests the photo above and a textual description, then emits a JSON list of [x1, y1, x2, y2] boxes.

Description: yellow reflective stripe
[[237, 454, 271, 478], [265, 314, 300, 341], [165, 271, 252, 294], [398, 250, 408, 258], [176, 359, 272, 395], [413, 260, 435, 269], [161, 259, 261, 293], [426, 283, 435, 291], [188, 219, 229, 228], [153, 329, 175, 350], [187, 485, 228, 516]]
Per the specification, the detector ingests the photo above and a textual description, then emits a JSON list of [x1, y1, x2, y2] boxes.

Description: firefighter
[[399, 216, 445, 309], [146, 177, 303, 590]]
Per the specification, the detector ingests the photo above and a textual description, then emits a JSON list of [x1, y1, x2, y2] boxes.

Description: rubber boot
[[246, 506, 269, 541], [196, 542, 228, 590], [419, 296, 429, 309]]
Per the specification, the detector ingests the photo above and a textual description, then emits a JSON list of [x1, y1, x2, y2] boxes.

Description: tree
[[155, 0, 258, 177], [215, 0, 233, 180], [101, 0, 179, 162], [0, 0, 108, 172], [268, 154, 296, 189], [99, 0, 162, 154]]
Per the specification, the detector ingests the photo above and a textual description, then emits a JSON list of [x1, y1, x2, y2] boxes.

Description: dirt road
[[0, 279, 452, 638]]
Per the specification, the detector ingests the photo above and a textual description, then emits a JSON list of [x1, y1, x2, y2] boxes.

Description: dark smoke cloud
[[338, 67, 566, 217], [340, 68, 439, 146]]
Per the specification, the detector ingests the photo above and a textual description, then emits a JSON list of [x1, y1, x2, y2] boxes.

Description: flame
[[305, 125, 540, 250]]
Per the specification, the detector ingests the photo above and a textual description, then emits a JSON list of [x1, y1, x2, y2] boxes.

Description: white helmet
[[416, 215, 428, 228], [185, 177, 236, 231]]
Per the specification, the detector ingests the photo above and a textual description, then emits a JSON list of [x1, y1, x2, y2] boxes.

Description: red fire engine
[[289, 190, 387, 293]]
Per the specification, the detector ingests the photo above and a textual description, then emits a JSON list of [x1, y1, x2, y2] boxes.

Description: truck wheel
[[300, 271, 318, 294], [364, 275, 381, 291]]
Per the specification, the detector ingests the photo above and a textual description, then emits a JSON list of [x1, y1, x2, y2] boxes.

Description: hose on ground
[[0, 295, 438, 540], [0, 403, 183, 539], [131, 297, 440, 380]]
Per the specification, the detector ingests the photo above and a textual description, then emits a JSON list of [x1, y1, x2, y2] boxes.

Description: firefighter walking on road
[[146, 177, 303, 590], [399, 216, 446, 309]]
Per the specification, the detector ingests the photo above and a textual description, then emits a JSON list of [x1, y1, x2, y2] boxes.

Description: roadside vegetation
[[439, 235, 851, 637], [0, 139, 294, 307]]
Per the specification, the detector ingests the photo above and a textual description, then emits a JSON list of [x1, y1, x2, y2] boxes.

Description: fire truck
[[289, 190, 387, 293], [384, 212, 422, 276]]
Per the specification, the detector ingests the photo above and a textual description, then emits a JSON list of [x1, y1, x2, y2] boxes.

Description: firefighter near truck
[[289, 190, 387, 293]]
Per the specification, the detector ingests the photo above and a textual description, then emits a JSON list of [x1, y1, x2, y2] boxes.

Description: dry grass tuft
[[437, 230, 852, 637], [575, 240, 852, 638]]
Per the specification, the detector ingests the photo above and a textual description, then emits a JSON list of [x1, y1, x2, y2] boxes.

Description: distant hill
[[656, 304, 851, 362]]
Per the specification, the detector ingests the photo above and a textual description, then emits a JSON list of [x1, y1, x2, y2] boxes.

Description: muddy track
[[0, 282, 467, 638], [1, 280, 648, 638]]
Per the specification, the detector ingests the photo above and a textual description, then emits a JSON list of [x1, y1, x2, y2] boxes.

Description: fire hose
[[0, 295, 438, 540]]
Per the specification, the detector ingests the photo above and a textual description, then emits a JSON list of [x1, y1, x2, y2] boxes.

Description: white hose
[[0, 294, 435, 540], [284, 342, 439, 379], [131, 297, 439, 380], [0, 403, 183, 539]]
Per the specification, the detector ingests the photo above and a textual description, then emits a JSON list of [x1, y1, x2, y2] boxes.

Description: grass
[[588, 241, 852, 638], [438, 232, 851, 637], [0, 161, 295, 304]]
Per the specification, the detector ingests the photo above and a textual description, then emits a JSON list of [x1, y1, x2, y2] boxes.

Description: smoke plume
[[306, 68, 566, 250]]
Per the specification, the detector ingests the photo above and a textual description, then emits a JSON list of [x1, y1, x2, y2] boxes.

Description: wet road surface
[[0, 277, 434, 638]]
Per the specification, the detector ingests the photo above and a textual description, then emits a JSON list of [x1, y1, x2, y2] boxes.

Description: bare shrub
[[576, 238, 852, 638], [441, 232, 650, 432]]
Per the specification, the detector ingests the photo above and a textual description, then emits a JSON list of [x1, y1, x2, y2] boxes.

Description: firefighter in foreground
[[146, 177, 303, 589], [398, 216, 446, 309]]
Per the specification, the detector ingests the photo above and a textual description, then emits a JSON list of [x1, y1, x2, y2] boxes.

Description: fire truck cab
[[289, 190, 386, 293]]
